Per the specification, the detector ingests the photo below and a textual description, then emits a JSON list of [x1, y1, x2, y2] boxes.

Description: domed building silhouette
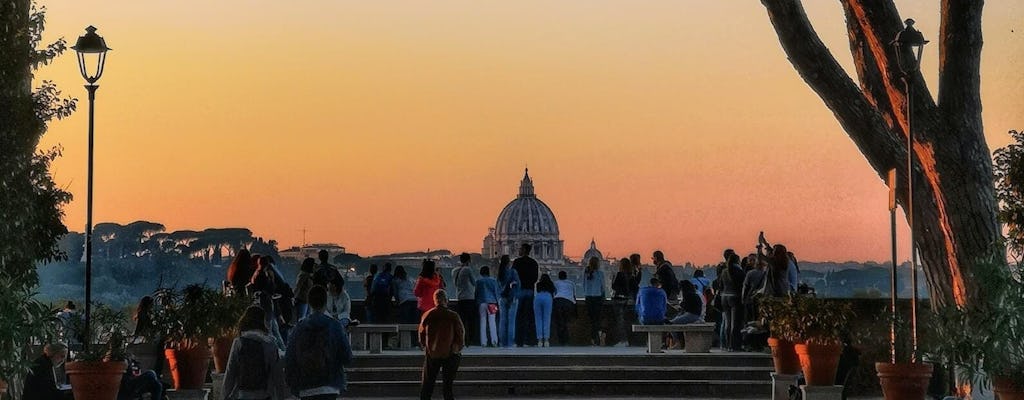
[[482, 169, 564, 266]]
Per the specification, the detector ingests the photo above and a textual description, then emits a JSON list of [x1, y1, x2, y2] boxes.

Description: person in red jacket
[[414, 260, 446, 313]]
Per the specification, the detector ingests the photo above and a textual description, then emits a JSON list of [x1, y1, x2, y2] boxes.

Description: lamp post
[[72, 25, 110, 351], [892, 18, 927, 363]]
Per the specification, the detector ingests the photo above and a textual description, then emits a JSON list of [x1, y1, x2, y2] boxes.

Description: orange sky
[[34, 1, 1023, 265]]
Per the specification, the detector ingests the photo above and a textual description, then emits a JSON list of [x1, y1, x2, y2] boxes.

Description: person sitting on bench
[[636, 278, 667, 325]]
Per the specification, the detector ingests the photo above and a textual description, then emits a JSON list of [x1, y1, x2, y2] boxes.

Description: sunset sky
[[34, 1, 1023, 265]]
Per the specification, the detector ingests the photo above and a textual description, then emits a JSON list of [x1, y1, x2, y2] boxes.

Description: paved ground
[[355, 344, 772, 356]]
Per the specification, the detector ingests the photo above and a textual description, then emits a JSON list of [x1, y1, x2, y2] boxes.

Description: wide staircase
[[345, 348, 774, 398]]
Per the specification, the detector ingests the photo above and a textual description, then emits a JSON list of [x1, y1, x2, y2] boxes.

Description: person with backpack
[[285, 285, 354, 400], [496, 255, 520, 348], [223, 305, 288, 400], [312, 250, 342, 290], [370, 263, 394, 323], [652, 251, 679, 301]]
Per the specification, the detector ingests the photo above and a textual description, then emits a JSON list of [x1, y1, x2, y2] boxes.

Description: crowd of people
[[25, 234, 802, 400]]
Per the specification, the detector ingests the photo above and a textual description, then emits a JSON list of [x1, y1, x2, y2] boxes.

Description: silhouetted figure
[[611, 258, 638, 347], [653, 251, 679, 301], [669, 280, 705, 349], [719, 253, 746, 351], [226, 249, 255, 295], [512, 243, 539, 347], [393, 265, 420, 325], [24, 343, 67, 400], [552, 270, 577, 346], [285, 285, 353, 400], [474, 266, 500, 347], [583, 257, 606, 346], [419, 289, 464, 400], [370, 263, 394, 323], [497, 255, 520, 348], [363, 264, 379, 323], [534, 273, 556, 347], [312, 250, 342, 289], [295, 257, 317, 320], [223, 306, 287, 400]]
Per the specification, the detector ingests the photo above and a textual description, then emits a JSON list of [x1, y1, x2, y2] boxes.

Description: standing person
[[452, 253, 478, 346], [23, 343, 67, 400], [631, 253, 651, 289], [497, 255, 520, 348], [414, 260, 445, 315], [56, 301, 82, 344], [223, 305, 288, 400], [582, 257, 606, 346], [533, 273, 556, 347], [327, 278, 352, 328], [768, 244, 793, 296], [249, 256, 284, 349], [690, 269, 711, 320], [419, 289, 465, 400], [370, 263, 394, 323], [552, 270, 577, 346], [131, 295, 155, 340], [474, 266, 500, 347], [285, 285, 354, 400], [611, 258, 637, 347], [668, 281, 705, 349], [719, 253, 746, 351], [393, 265, 420, 325], [512, 244, 539, 347], [294, 258, 316, 321], [636, 278, 667, 325], [742, 259, 768, 322], [312, 250, 341, 289], [363, 264, 379, 323], [226, 249, 255, 295], [652, 251, 679, 302]]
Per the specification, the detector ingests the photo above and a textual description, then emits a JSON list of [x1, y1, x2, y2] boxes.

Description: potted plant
[[65, 303, 131, 400], [929, 257, 1024, 399], [874, 313, 933, 400], [0, 281, 55, 396], [210, 292, 249, 373], [760, 295, 802, 375], [791, 296, 853, 386], [154, 284, 222, 390]]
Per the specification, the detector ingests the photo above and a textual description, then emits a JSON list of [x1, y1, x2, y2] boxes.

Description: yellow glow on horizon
[[34, 1, 1024, 264]]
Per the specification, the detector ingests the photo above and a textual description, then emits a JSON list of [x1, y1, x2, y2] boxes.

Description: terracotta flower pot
[[795, 342, 842, 386], [212, 335, 235, 373], [767, 337, 802, 375], [993, 376, 1024, 400], [165, 346, 212, 390], [875, 362, 933, 400], [66, 360, 127, 400]]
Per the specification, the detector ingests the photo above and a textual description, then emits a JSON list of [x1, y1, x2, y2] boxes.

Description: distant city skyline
[[34, 1, 1023, 265]]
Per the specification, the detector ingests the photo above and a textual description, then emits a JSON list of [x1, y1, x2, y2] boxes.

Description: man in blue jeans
[[512, 244, 539, 347]]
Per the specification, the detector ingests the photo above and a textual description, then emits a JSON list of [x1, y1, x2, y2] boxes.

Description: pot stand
[[771, 373, 800, 400], [801, 385, 844, 400]]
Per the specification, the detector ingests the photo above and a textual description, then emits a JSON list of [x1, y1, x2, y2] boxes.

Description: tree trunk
[[759, 0, 1000, 308]]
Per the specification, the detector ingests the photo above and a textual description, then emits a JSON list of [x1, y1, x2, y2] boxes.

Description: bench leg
[[369, 333, 384, 354], [400, 331, 413, 350], [647, 332, 663, 354], [351, 331, 366, 351], [684, 332, 713, 353]]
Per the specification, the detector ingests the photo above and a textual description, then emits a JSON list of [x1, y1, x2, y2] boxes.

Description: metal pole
[[889, 169, 898, 364], [84, 84, 98, 352], [905, 77, 919, 363]]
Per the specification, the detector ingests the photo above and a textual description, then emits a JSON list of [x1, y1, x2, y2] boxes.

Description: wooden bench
[[632, 323, 716, 354], [396, 324, 419, 350], [351, 324, 399, 354]]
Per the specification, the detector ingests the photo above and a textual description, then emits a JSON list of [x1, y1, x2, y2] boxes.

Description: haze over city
[[34, 1, 1023, 265]]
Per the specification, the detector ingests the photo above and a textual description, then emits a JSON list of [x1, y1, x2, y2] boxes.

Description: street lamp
[[892, 18, 927, 363], [72, 25, 110, 351]]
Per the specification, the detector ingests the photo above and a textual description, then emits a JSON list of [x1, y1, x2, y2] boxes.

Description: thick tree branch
[[841, 0, 900, 131], [938, 0, 984, 132], [760, 0, 904, 179]]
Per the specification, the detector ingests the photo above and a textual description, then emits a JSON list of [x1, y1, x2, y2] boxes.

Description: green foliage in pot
[[0, 280, 55, 382], [760, 295, 800, 341], [792, 296, 853, 345], [929, 253, 1024, 391], [210, 292, 250, 338], [69, 303, 131, 362], [153, 284, 223, 350]]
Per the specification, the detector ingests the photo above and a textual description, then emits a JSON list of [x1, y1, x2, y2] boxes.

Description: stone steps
[[345, 379, 772, 398], [345, 349, 774, 398], [347, 365, 775, 382]]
